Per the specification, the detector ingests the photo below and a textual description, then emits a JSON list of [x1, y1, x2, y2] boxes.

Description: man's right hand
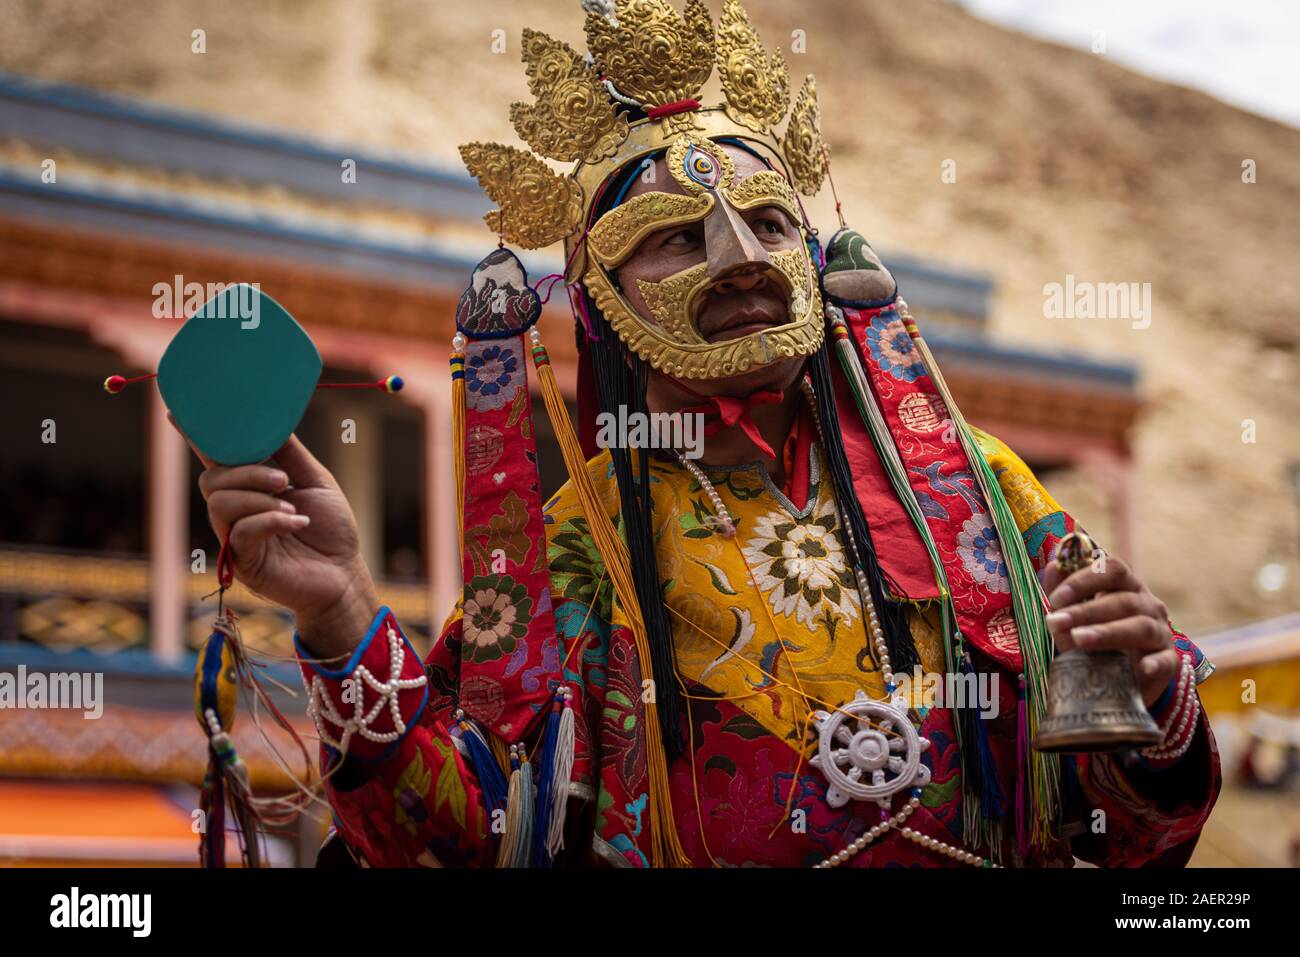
[[175, 417, 378, 662]]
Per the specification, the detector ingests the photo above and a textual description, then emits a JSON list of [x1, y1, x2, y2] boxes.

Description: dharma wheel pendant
[[811, 690, 932, 809]]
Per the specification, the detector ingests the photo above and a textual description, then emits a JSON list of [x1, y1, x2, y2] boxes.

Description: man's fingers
[[1042, 550, 1080, 651], [1044, 591, 1163, 633], [1049, 625, 1076, 653], [228, 510, 311, 556], [166, 410, 218, 470], [170, 416, 324, 494], [1046, 557, 1140, 609], [1045, 601, 1077, 652], [208, 490, 297, 526], [1069, 615, 1171, 654], [1138, 647, 1180, 687], [270, 434, 334, 489], [198, 464, 291, 498]]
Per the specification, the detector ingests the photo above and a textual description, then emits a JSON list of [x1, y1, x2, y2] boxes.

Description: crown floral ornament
[[782, 76, 824, 196], [716, 0, 788, 133], [459, 0, 825, 253], [586, 0, 716, 133], [509, 29, 630, 165], [458, 143, 586, 249]]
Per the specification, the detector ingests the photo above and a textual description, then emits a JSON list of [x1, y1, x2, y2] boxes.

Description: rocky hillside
[[2, 0, 1297, 633]]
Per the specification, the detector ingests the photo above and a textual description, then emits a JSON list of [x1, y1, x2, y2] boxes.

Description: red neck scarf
[[674, 381, 784, 460]]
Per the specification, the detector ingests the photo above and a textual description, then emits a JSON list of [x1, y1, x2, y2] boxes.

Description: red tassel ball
[[104, 375, 127, 394]]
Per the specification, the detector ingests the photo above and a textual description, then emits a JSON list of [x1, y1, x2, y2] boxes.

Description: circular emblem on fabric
[[459, 674, 506, 725], [898, 392, 949, 434], [466, 424, 504, 475], [985, 607, 1020, 655]]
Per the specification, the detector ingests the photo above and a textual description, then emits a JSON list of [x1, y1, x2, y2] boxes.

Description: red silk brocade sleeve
[[296, 607, 493, 867]]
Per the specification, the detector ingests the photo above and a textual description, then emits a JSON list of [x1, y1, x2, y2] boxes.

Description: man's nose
[[703, 197, 771, 281], [713, 268, 768, 294]]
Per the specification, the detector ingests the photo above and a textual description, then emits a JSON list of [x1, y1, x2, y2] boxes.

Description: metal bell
[[1032, 532, 1163, 754]]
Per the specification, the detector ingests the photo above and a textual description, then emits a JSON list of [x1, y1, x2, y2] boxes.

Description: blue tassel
[[457, 712, 508, 819], [532, 697, 562, 868]]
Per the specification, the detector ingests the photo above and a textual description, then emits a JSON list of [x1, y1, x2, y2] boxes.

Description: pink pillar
[[148, 387, 189, 661], [423, 370, 459, 627]]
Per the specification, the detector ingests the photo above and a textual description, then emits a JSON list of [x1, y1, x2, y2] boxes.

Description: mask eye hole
[[682, 145, 721, 190]]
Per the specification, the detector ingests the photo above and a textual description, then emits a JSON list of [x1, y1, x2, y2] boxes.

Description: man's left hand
[[1042, 553, 1178, 708]]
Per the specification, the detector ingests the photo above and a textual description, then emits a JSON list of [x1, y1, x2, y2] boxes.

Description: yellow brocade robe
[[545, 432, 1056, 753]]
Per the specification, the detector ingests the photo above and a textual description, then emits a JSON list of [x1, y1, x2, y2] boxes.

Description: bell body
[[1032, 648, 1162, 753]]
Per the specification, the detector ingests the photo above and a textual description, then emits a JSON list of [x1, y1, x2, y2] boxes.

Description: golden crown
[[459, 0, 825, 259]]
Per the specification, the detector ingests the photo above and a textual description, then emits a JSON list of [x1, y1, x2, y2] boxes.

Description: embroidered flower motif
[[547, 517, 610, 618], [461, 574, 533, 663], [957, 513, 1010, 593], [711, 748, 786, 855], [742, 497, 858, 631], [866, 309, 925, 382], [465, 342, 520, 411], [394, 751, 432, 836]]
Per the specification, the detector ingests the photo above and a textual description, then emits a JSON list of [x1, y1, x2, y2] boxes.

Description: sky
[[958, 0, 1300, 128]]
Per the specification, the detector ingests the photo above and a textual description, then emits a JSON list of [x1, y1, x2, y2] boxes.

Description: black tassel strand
[[587, 308, 687, 759], [807, 346, 922, 675]]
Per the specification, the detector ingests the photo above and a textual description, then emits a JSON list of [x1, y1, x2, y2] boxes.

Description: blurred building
[[0, 73, 1145, 864], [1189, 613, 1300, 866]]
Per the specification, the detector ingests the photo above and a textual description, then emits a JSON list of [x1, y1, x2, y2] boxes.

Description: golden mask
[[584, 134, 822, 379]]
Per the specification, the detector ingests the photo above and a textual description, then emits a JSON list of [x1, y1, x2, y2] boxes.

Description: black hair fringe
[[585, 294, 687, 759]]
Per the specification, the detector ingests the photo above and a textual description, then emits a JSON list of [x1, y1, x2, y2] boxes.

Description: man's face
[[615, 144, 809, 400]]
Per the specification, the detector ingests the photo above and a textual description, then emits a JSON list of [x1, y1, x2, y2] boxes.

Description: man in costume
[[190, 0, 1218, 867]]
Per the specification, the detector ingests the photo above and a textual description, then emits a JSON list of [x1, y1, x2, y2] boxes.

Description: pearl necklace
[[671, 380, 996, 868], [811, 562, 992, 868], [674, 452, 737, 538]]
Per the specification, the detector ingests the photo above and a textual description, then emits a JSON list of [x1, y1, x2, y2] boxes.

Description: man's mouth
[[698, 304, 787, 342]]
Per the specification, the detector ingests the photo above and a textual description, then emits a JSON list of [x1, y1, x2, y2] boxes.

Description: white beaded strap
[[675, 452, 736, 537], [814, 794, 996, 869], [306, 624, 428, 755], [1140, 655, 1199, 762]]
